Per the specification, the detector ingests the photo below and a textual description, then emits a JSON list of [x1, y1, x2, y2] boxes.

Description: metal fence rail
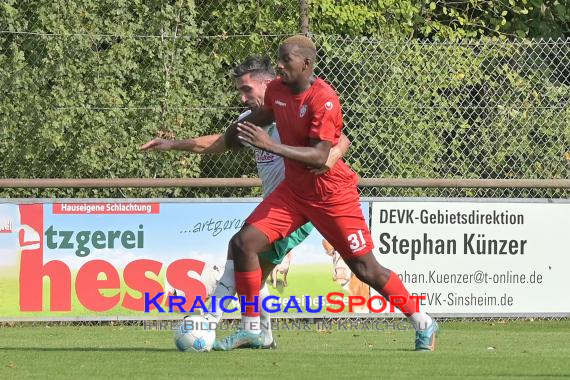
[[0, 178, 568, 189], [1, 2, 569, 324]]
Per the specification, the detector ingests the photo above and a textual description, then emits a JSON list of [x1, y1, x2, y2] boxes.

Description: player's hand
[[309, 164, 331, 175], [309, 146, 341, 175], [237, 121, 273, 151], [140, 138, 174, 151]]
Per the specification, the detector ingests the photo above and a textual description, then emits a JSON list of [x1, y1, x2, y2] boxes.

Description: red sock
[[235, 269, 262, 317], [379, 271, 417, 316]]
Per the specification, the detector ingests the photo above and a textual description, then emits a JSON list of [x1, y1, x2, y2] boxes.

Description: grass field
[[1, 320, 569, 379]]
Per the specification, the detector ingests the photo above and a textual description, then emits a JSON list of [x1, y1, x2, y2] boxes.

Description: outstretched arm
[[140, 107, 276, 154], [140, 134, 227, 154]]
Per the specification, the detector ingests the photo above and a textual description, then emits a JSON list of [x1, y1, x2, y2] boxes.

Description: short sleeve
[[264, 79, 279, 113], [308, 93, 342, 143]]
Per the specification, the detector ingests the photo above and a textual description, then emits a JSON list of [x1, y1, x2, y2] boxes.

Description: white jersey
[[237, 110, 285, 198]]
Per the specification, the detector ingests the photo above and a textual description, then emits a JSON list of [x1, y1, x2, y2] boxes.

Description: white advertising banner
[[0, 200, 372, 320], [371, 199, 570, 315]]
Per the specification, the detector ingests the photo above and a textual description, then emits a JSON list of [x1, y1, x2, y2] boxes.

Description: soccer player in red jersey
[[214, 35, 439, 352]]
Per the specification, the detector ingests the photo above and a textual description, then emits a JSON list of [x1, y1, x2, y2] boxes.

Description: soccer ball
[[174, 316, 215, 352]]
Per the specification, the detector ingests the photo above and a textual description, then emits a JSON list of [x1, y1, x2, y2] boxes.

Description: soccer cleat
[[262, 338, 277, 350], [239, 339, 277, 350], [212, 329, 264, 351], [240, 330, 277, 350], [415, 320, 439, 351]]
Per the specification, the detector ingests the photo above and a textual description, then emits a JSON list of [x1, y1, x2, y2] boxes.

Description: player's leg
[[255, 222, 313, 348], [203, 242, 277, 349], [341, 252, 438, 350], [204, 242, 238, 323], [204, 243, 269, 320], [213, 184, 306, 351], [306, 186, 438, 351], [258, 258, 277, 348], [212, 225, 268, 351]]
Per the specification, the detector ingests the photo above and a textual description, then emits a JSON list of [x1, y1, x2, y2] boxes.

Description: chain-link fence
[[1, 2, 569, 327], [1, 1, 568, 200]]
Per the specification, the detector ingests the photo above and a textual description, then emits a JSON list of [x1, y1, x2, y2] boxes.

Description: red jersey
[[264, 77, 358, 200]]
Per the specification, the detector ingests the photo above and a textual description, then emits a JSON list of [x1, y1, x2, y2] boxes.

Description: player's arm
[[309, 133, 351, 175], [237, 120, 331, 168], [224, 107, 275, 149], [140, 134, 227, 154]]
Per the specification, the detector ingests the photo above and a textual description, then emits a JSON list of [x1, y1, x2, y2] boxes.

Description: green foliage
[[0, 0, 279, 198], [310, 0, 569, 40], [316, 36, 568, 199], [0, 1, 568, 199], [311, 0, 419, 37]]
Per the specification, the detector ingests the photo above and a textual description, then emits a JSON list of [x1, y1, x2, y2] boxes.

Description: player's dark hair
[[232, 55, 276, 80]]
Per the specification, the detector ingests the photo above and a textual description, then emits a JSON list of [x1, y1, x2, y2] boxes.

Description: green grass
[[0, 276, 18, 317], [1, 320, 570, 379]]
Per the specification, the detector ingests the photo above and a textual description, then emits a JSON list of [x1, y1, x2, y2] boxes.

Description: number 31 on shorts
[[348, 230, 367, 252]]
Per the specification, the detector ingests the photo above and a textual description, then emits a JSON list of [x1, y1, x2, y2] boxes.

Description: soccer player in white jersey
[[141, 55, 350, 348]]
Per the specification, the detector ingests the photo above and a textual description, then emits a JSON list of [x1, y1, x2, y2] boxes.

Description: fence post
[[299, 0, 309, 34]]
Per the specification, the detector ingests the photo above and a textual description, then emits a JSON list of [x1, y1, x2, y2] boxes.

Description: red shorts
[[246, 182, 374, 260]]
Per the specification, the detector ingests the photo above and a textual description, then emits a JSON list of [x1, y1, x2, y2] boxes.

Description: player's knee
[[226, 242, 235, 260], [229, 231, 259, 258], [229, 232, 248, 258]]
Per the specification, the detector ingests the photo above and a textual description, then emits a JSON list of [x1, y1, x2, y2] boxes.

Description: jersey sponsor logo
[[325, 101, 333, 111], [254, 149, 277, 163], [299, 104, 308, 118], [275, 100, 287, 107]]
